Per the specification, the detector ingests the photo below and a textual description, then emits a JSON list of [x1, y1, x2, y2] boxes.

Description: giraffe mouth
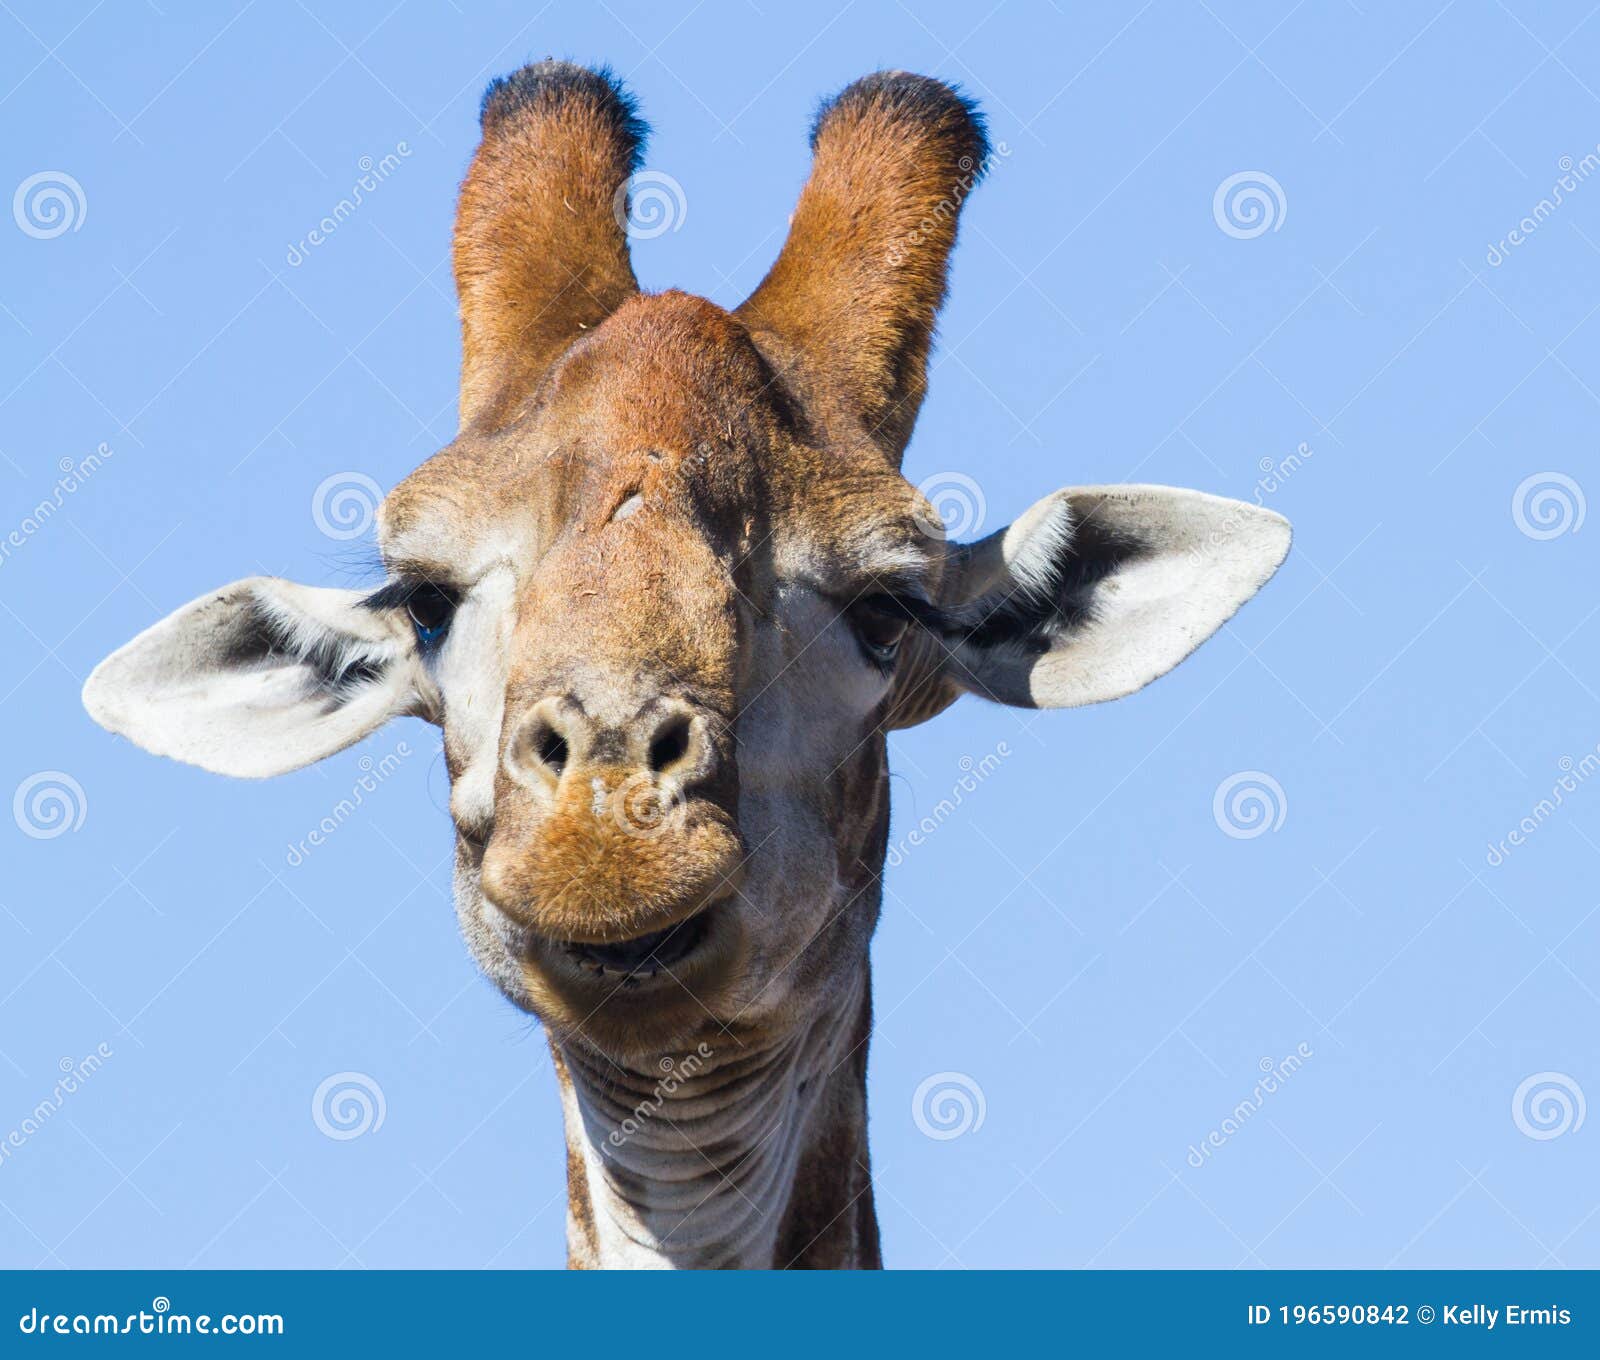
[[562, 909, 714, 983]]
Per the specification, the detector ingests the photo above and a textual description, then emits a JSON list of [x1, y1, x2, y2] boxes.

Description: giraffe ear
[[900, 486, 1290, 717], [82, 579, 423, 778], [738, 73, 991, 464], [455, 62, 646, 432]]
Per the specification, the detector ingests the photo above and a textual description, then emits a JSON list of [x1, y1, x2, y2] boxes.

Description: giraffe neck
[[551, 965, 880, 1269]]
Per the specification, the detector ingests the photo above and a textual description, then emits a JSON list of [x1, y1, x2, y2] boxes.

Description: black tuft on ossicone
[[479, 60, 649, 173], [808, 70, 990, 179]]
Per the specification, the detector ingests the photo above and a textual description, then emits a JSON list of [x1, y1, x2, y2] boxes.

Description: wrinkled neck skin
[[552, 966, 879, 1269]]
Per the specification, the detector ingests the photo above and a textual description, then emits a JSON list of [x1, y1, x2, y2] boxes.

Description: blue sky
[[1, 0, 1596, 1268]]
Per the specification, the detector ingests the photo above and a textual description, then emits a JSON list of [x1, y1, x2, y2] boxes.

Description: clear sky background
[[2, 0, 1597, 1269]]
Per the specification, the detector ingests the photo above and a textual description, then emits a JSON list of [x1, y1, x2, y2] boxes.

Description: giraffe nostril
[[648, 713, 693, 774], [508, 696, 711, 792], [505, 701, 584, 792], [534, 724, 569, 775]]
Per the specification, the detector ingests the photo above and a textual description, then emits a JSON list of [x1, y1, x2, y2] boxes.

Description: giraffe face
[[81, 63, 1291, 1066], [375, 292, 945, 1054]]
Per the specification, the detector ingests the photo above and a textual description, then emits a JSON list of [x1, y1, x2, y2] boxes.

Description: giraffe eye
[[406, 584, 456, 648], [848, 599, 909, 666]]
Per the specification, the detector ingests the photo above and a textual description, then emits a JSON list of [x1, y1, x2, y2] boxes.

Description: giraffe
[[82, 63, 1291, 1268]]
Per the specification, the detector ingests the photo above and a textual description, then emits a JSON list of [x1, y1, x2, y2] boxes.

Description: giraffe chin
[[510, 894, 745, 1057]]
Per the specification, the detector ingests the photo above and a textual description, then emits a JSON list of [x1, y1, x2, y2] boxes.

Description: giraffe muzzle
[[477, 691, 744, 950]]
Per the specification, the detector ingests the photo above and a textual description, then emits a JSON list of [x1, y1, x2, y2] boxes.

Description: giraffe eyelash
[[359, 577, 459, 613], [361, 577, 461, 651]]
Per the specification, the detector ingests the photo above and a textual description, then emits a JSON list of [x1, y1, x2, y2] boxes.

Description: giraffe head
[[83, 65, 1289, 1062]]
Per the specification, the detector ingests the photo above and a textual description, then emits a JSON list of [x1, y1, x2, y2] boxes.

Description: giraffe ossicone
[[83, 62, 1290, 1269]]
